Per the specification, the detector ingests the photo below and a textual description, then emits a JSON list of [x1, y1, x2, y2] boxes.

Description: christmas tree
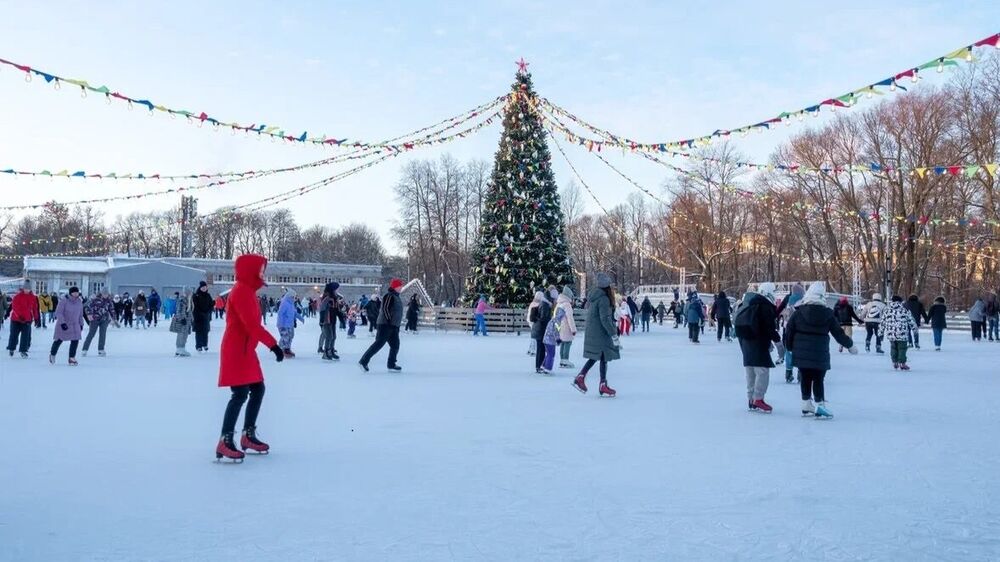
[[465, 61, 574, 307]]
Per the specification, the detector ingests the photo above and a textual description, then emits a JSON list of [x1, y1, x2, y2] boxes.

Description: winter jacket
[[192, 289, 215, 332], [53, 295, 85, 341], [530, 298, 553, 340], [214, 295, 225, 311], [84, 294, 115, 324], [710, 292, 732, 320], [148, 292, 161, 312], [406, 298, 421, 321], [656, 303, 667, 318], [134, 295, 148, 316], [9, 291, 40, 324], [583, 288, 620, 361], [738, 294, 781, 368], [784, 303, 853, 371], [365, 298, 381, 323], [555, 294, 577, 341], [475, 299, 493, 315], [904, 296, 926, 326], [615, 302, 631, 322], [878, 301, 917, 342], [277, 294, 303, 329], [927, 302, 947, 330], [38, 294, 52, 313], [968, 300, 986, 323], [377, 289, 404, 327], [626, 297, 638, 317], [639, 298, 654, 318], [861, 300, 886, 324], [218, 254, 278, 388], [543, 306, 565, 346], [833, 301, 863, 326], [986, 296, 1000, 318], [685, 298, 706, 324], [170, 296, 193, 335]]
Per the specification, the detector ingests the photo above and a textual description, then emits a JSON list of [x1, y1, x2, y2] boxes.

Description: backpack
[[733, 299, 757, 338], [529, 306, 539, 323]]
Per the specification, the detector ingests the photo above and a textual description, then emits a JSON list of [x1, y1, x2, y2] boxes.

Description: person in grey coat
[[968, 297, 986, 341], [572, 272, 619, 397], [530, 290, 553, 373], [50, 286, 84, 365], [170, 287, 194, 357]]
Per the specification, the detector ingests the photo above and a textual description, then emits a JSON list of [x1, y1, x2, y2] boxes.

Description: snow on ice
[[1, 319, 998, 560]]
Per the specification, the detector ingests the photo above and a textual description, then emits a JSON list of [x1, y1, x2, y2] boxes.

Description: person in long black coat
[[736, 283, 781, 413], [711, 291, 733, 342], [192, 281, 215, 352], [529, 290, 553, 374], [404, 294, 421, 333], [784, 282, 856, 418]]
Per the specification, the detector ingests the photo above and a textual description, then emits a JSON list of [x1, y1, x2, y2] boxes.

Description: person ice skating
[[656, 301, 667, 325], [358, 278, 404, 373], [49, 286, 84, 366], [134, 291, 149, 329], [215, 254, 284, 462], [0, 290, 7, 331], [556, 286, 578, 368], [926, 296, 947, 350], [192, 281, 215, 352], [346, 304, 359, 338], [148, 289, 161, 326], [639, 297, 653, 332], [473, 295, 493, 336], [615, 299, 632, 336], [968, 296, 986, 341], [572, 273, 618, 397], [904, 294, 926, 349], [37, 292, 51, 329], [171, 287, 194, 357], [405, 293, 421, 333], [833, 297, 863, 352], [711, 291, 733, 342], [6, 280, 41, 358], [685, 292, 705, 343], [783, 282, 857, 418], [214, 294, 225, 319], [121, 292, 134, 328], [986, 293, 1000, 342], [860, 293, 886, 353], [82, 289, 117, 357], [777, 283, 805, 381], [277, 289, 305, 358], [529, 290, 554, 373], [319, 282, 346, 360], [879, 295, 917, 370], [670, 299, 683, 328], [735, 282, 781, 413], [364, 293, 381, 336], [626, 295, 639, 330]]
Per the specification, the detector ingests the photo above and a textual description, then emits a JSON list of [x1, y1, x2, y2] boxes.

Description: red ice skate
[[599, 382, 616, 397], [572, 374, 588, 394], [215, 433, 245, 463], [240, 426, 270, 454], [899, 363, 911, 371], [751, 399, 773, 413]]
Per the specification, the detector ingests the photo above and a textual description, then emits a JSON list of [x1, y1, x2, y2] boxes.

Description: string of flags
[[0, 53, 506, 150], [0, 96, 504, 182]]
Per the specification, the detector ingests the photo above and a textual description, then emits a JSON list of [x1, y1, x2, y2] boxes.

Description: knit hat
[[757, 282, 776, 302], [596, 272, 611, 289], [800, 281, 825, 305], [872, 293, 882, 301], [562, 286, 575, 299], [534, 290, 545, 302], [199, 281, 208, 288], [891, 295, 903, 302], [68, 286, 80, 295], [22, 279, 31, 291], [389, 278, 404, 291]]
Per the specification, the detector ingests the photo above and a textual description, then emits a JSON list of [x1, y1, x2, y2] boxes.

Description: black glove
[[270, 345, 284, 362], [61, 323, 68, 331]]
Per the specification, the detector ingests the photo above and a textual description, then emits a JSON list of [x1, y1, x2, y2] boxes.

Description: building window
[[63, 280, 79, 290], [35, 281, 49, 294], [91, 282, 105, 295]]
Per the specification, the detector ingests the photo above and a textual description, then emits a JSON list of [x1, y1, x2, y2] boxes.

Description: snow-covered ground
[[1, 318, 998, 561]]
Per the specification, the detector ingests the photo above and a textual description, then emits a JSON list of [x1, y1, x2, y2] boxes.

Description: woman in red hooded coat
[[215, 254, 285, 462]]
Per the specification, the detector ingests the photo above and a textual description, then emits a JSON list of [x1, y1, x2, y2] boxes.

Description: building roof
[[25, 256, 114, 274], [23, 255, 380, 274]]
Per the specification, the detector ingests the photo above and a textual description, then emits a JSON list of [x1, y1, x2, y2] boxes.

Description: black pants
[[865, 323, 882, 349], [369, 318, 377, 333], [50, 339, 79, 358], [6, 321, 32, 353], [221, 382, 265, 435], [195, 329, 209, 350], [798, 367, 826, 402], [534, 338, 545, 369], [360, 325, 400, 367], [717, 318, 732, 340], [151, 309, 159, 326], [971, 321, 983, 340], [580, 354, 608, 383], [640, 316, 650, 332], [688, 322, 700, 342]]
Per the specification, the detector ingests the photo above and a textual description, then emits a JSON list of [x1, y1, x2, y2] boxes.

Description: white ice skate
[[801, 399, 816, 417]]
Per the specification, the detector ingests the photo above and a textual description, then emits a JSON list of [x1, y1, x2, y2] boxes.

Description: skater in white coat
[[555, 286, 578, 368]]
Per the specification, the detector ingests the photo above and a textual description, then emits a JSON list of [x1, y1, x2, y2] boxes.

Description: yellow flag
[[986, 163, 998, 177], [916, 168, 927, 178]]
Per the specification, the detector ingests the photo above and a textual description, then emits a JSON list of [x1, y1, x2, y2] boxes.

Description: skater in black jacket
[[784, 282, 857, 418], [832, 297, 863, 352], [359, 279, 404, 372], [710, 291, 733, 342]]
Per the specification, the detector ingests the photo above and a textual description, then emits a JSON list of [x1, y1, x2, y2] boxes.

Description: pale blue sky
[[1, 1, 997, 252]]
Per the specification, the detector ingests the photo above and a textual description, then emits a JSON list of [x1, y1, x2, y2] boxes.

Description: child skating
[[879, 295, 917, 371]]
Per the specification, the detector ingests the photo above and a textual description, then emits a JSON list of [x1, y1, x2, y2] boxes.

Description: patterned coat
[[84, 294, 115, 324], [169, 295, 193, 335], [878, 301, 916, 342]]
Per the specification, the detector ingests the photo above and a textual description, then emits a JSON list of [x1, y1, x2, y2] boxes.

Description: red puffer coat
[[218, 254, 278, 387], [9, 291, 40, 323]]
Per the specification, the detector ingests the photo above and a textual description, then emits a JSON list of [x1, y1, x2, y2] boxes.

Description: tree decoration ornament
[[464, 69, 574, 306]]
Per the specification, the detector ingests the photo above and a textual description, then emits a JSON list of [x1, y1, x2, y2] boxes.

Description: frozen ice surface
[[1, 320, 998, 560]]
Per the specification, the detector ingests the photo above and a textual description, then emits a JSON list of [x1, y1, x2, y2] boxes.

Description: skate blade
[[801, 412, 815, 417], [214, 457, 244, 464], [243, 450, 269, 455], [814, 415, 833, 420], [572, 383, 587, 394]]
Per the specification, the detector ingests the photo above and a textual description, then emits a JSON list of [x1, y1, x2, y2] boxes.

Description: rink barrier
[[422, 307, 588, 334]]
